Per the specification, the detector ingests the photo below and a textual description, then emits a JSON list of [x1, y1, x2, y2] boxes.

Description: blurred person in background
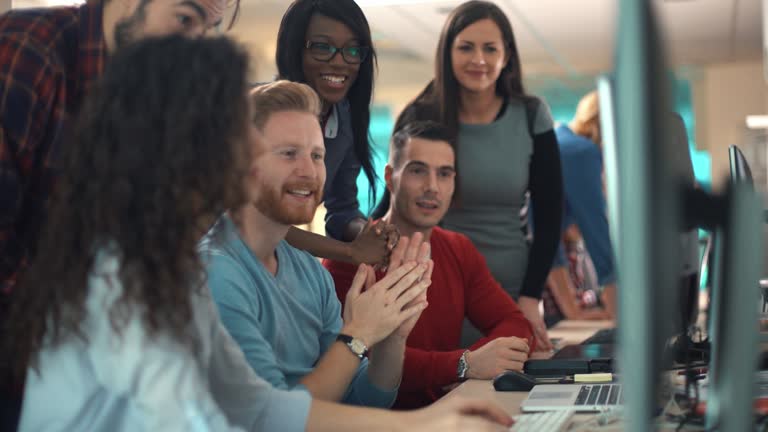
[[543, 91, 615, 324]]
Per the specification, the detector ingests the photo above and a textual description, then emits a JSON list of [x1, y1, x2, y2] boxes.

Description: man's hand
[[382, 232, 432, 339], [517, 295, 553, 352], [464, 337, 530, 379], [390, 259, 432, 339], [403, 395, 514, 432], [386, 231, 430, 272], [342, 262, 429, 347]]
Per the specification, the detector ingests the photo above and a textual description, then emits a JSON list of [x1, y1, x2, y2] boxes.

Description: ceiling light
[[746, 115, 768, 129], [12, 0, 84, 8]]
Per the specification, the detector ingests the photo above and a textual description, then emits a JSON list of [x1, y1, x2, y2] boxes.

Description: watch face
[[457, 353, 468, 378], [350, 339, 367, 356]]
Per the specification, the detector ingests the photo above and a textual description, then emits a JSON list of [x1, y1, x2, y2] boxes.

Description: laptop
[[521, 383, 623, 412]]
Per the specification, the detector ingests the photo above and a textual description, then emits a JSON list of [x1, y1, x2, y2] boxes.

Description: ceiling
[[10, 0, 763, 96], [360, 0, 760, 73]]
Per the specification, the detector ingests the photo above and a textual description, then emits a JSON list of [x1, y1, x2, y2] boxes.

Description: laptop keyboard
[[575, 384, 623, 406], [580, 328, 616, 345]]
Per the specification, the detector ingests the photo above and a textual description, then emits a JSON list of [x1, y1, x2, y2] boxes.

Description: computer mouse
[[492, 370, 537, 392]]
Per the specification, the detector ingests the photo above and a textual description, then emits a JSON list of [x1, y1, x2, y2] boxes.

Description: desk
[[443, 319, 615, 416], [442, 320, 714, 431]]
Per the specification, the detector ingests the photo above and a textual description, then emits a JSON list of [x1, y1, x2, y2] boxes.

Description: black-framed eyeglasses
[[305, 41, 370, 64]]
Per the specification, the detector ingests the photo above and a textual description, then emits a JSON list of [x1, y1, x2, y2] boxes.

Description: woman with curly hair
[[3, 34, 513, 432], [5, 34, 259, 430]]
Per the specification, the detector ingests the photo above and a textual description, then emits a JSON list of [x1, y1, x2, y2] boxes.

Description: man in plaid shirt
[[0, 0, 234, 428]]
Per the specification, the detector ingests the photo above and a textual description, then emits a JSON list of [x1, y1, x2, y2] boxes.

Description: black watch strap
[[337, 333, 368, 359]]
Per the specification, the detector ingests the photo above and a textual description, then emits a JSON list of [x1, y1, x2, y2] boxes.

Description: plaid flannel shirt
[[0, 1, 105, 295]]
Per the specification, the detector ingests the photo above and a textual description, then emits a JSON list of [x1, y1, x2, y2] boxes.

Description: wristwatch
[[337, 334, 368, 360], [457, 350, 471, 380]]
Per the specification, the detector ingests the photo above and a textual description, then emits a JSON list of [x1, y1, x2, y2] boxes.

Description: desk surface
[[443, 319, 615, 416]]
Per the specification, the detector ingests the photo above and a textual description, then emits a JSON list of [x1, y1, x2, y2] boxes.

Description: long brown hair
[[395, 1, 530, 205], [396, 0, 528, 138], [5, 35, 251, 378]]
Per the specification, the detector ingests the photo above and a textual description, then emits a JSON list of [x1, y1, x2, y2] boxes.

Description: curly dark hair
[[5, 35, 251, 378]]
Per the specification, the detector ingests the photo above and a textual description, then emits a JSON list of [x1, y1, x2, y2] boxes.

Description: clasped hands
[[342, 231, 433, 347]]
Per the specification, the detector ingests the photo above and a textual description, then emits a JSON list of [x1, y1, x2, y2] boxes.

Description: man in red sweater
[[323, 121, 535, 409]]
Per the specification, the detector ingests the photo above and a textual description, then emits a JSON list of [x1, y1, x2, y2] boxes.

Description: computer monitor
[[729, 145, 754, 185], [596, 76, 620, 255], [598, 76, 700, 356], [610, 1, 763, 431], [612, 1, 682, 430], [703, 183, 763, 431], [699, 143, 764, 430]]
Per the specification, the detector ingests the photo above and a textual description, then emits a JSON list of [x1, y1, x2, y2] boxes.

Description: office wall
[[373, 84, 425, 119], [690, 60, 768, 191], [373, 60, 768, 194], [1, 0, 10, 13]]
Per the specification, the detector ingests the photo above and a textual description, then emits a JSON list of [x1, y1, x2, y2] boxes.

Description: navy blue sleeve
[[562, 148, 616, 285], [521, 130, 564, 299], [324, 144, 365, 241]]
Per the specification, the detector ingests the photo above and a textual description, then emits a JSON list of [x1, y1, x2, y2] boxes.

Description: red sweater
[[323, 226, 535, 408]]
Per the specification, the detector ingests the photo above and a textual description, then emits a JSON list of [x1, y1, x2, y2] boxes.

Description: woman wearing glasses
[[275, 0, 398, 267]]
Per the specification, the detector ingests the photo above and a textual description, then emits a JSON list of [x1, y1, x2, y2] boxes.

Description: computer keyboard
[[580, 328, 616, 345], [575, 384, 623, 406], [510, 411, 573, 432]]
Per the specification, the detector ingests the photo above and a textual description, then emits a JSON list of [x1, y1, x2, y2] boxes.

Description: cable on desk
[[566, 407, 623, 431]]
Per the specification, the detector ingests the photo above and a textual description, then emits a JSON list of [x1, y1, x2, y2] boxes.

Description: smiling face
[[450, 18, 508, 95], [246, 110, 326, 226], [386, 137, 456, 232], [114, 0, 226, 50], [301, 14, 362, 107]]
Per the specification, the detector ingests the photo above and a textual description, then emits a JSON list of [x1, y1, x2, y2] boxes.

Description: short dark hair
[[390, 121, 456, 169], [371, 121, 455, 219], [275, 0, 379, 209], [6, 35, 251, 378]]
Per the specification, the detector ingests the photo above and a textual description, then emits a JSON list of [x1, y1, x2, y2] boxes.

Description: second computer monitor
[[729, 145, 754, 185]]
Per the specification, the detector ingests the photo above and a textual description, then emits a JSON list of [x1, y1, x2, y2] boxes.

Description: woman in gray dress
[[396, 0, 563, 350]]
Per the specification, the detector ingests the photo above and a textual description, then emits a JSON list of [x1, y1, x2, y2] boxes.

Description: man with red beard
[[200, 80, 432, 408], [324, 121, 536, 408]]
